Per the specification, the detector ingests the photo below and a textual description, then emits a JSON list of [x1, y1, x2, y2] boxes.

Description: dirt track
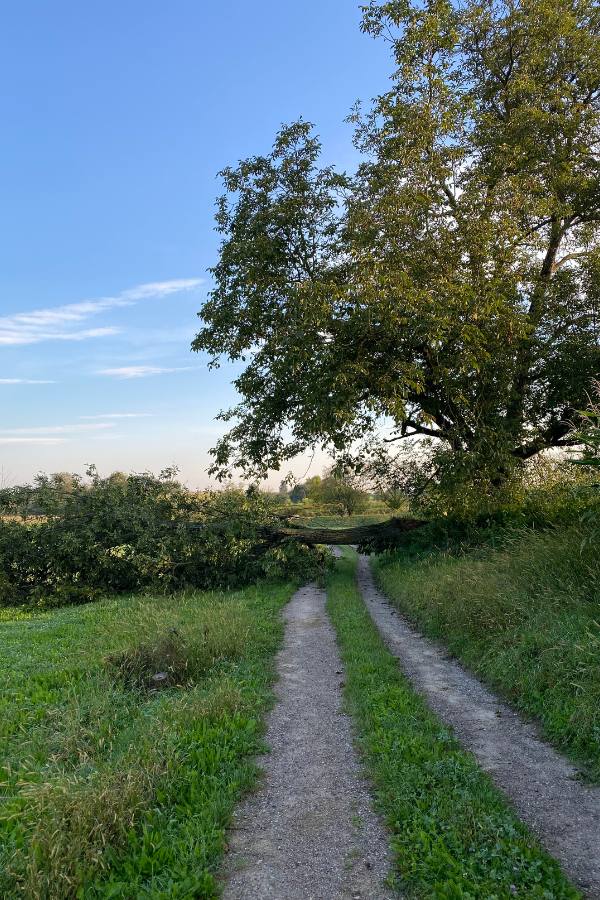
[[357, 553, 600, 897], [221, 554, 600, 899], [221, 581, 394, 900]]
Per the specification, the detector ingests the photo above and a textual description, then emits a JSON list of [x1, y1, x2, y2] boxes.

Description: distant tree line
[[277, 466, 406, 515]]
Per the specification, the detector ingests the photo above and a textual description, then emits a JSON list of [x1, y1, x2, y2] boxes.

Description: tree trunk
[[275, 516, 427, 545]]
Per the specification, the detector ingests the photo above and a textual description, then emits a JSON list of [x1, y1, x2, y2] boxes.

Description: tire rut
[[357, 553, 600, 898], [221, 581, 395, 900]]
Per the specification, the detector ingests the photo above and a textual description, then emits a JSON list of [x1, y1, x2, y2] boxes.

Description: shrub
[[361, 454, 600, 556], [569, 382, 600, 544]]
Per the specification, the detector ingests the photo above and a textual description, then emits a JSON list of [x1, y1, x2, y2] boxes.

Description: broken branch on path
[[273, 516, 427, 546]]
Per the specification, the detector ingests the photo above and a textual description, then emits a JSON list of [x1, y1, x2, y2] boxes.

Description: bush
[[569, 382, 600, 544], [410, 445, 596, 523], [0, 468, 324, 607], [360, 455, 600, 556]]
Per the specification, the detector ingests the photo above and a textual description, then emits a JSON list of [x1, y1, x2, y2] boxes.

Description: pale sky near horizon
[[0, 1, 392, 488]]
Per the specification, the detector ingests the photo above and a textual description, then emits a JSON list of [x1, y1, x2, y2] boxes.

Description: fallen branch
[[274, 516, 427, 546]]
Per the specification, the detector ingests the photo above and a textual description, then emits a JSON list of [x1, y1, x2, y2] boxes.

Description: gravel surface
[[221, 581, 395, 900], [357, 553, 600, 898]]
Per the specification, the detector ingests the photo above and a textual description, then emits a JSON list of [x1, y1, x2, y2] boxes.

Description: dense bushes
[[0, 468, 324, 607], [402, 447, 598, 523], [359, 455, 599, 555]]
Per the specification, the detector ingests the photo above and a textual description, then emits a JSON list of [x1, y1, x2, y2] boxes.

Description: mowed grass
[[372, 525, 600, 781], [0, 579, 296, 898], [327, 549, 579, 898]]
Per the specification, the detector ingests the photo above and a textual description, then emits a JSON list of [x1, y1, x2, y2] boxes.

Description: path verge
[[327, 549, 580, 898], [357, 552, 600, 897], [221, 581, 393, 900]]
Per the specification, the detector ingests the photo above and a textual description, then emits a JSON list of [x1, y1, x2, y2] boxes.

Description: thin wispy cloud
[[120, 280, 202, 301], [0, 278, 203, 346], [0, 378, 56, 384], [80, 413, 154, 419], [0, 423, 114, 436], [0, 437, 67, 446], [98, 365, 193, 379]]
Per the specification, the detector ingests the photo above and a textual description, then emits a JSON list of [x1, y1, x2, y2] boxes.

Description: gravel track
[[221, 581, 394, 900], [357, 553, 600, 898]]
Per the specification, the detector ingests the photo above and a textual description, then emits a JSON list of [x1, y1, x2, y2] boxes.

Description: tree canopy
[[193, 0, 600, 493]]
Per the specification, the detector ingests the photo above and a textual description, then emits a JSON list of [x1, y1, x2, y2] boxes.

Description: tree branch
[[553, 251, 590, 272], [511, 411, 577, 460], [384, 419, 446, 442], [273, 516, 427, 546]]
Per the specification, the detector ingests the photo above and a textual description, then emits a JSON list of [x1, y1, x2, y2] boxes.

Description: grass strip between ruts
[[326, 548, 580, 899]]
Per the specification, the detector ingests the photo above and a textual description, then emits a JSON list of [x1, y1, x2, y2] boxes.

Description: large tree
[[193, 0, 600, 491]]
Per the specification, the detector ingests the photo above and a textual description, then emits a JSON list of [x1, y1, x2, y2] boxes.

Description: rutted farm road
[[220, 553, 600, 899], [221, 580, 393, 900]]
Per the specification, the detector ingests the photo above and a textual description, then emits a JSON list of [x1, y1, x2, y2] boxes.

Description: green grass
[[293, 513, 390, 528], [326, 549, 579, 899], [372, 525, 600, 781], [0, 579, 296, 898]]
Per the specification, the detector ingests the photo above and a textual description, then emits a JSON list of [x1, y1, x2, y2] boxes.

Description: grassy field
[[327, 549, 579, 898], [372, 525, 600, 781], [0, 580, 296, 898]]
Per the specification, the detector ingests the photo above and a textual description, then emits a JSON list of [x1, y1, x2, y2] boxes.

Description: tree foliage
[[193, 0, 600, 492], [0, 468, 323, 607], [306, 470, 369, 516], [571, 381, 600, 467]]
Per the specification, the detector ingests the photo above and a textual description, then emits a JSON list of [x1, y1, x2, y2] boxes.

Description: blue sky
[[0, 1, 391, 487]]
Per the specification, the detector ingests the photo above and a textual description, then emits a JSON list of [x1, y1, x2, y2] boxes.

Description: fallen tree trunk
[[275, 516, 427, 546]]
